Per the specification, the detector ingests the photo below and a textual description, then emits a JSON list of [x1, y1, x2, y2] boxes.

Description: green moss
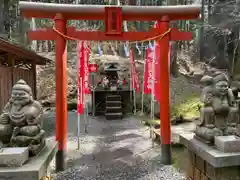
[[146, 119, 160, 125], [172, 146, 185, 169], [172, 93, 202, 120]]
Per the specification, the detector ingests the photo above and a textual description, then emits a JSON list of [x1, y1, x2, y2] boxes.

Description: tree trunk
[[199, 0, 205, 62], [0, 3, 4, 36], [167, 0, 179, 77], [3, 0, 10, 39]]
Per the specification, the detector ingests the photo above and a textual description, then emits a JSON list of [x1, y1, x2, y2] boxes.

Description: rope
[[52, 27, 171, 45]]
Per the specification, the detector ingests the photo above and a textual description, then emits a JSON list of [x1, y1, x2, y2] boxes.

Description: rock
[[215, 136, 240, 152]]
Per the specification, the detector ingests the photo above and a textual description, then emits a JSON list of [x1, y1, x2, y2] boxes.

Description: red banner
[[88, 63, 98, 73], [154, 42, 160, 101], [144, 48, 153, 94], [77, 41, 84, 114], [130, 49, 140, 92], [76, 41, 91, 114], [83, 42, 90, 94]]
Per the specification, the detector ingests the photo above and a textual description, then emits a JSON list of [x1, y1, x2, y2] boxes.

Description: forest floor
[[43, 112, 186, 180]]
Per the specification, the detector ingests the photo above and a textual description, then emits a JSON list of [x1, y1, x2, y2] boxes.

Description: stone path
[[43, 112, 185, 180]]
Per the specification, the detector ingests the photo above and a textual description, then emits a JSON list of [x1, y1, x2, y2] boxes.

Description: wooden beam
[[170, 28, 192, 41], [19, 2, 200, 21], [32, 61, 37, 100], [27, 27, 192, 41], [27, 28, 56, 40], [8, 54, 15, 87]]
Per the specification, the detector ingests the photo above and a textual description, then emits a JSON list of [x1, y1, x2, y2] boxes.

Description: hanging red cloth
[[143, 48, 153, 94], [130, 49, 140, 92], [77, 41, 85, 114], [83, 42, 90, 94]]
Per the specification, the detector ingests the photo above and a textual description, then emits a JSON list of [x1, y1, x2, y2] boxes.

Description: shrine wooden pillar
[[54, 13, 68, 171], [158, 16, 171, 164]]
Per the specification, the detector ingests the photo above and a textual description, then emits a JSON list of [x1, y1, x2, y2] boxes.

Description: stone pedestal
[[215, 136, 240, 152], [0, 141, 57, 180], [0, 147, 29, 167], [180, 133, 240, 180]]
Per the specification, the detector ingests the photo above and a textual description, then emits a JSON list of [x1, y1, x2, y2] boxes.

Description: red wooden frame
[[27, 27, 192, 41], [105, 7, 123, 35], [19, 1, 200, 170]]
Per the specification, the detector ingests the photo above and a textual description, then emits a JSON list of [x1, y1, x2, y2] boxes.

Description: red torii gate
[[19, 2, 200, 171]]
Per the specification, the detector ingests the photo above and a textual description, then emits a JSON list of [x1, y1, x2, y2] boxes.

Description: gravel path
[[43, 112, 185, 180]]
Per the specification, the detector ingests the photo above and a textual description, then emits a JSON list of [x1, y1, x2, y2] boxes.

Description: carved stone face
[[215, 81, 228, 96], [11, 89, 31, 105]]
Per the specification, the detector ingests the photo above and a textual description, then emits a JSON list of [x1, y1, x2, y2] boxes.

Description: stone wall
[[185, 150, 240, 180]]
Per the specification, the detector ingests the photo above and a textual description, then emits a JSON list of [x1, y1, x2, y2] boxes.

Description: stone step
[[105, 112, 123, 120], [106, 106, 122, 113], [106, 106, 122, 110], [106, 95, 121, 101], [106, 101, 122, 107]]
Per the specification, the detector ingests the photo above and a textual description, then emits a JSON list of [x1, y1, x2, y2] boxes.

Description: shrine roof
[[0, 38, 50, 65]]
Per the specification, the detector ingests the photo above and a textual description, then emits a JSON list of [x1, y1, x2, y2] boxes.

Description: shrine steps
[[105, 95, 123, 120]]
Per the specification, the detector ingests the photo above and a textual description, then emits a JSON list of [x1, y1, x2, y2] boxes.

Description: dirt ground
[[43, 112, 186, 180]]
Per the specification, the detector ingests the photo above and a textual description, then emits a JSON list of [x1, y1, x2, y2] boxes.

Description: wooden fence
[[0, 66, 34, 113]]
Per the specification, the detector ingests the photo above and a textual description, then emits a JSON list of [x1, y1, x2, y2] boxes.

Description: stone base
[[194, 135, 212, 145], [215, 136, 240, 152], [0, 141, 57, 180], [29, 140, 46, 156], [0, 147, 29, 167], [180, 133, 240, 180]]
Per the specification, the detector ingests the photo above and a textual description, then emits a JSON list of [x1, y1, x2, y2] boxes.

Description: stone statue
[[195, 73, 239, 144], [0, 79, 45, 156]]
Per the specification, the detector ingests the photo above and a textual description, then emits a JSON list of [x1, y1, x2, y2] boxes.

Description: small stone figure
[[102, 76, 109, 88], [195, 73, 239, 144], [0, 79, 45, 156]]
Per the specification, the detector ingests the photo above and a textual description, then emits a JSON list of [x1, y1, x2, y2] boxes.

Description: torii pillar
[[19, 1, 200, 171]]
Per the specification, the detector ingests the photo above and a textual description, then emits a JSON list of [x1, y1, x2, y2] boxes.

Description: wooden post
[[32, 61, 37, 100], [7, 54, 16, 87], [158, 16, 172, 165], [54, 13, 68, 171]]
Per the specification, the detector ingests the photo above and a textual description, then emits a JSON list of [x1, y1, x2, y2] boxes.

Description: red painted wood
[[27, 27, 192, 41], [54, 13, 68, 151], [158, 17, 171, 145], [22, 11, 199, 21], [105, 7, 123, 35], [170, 28, 192, 41], [19, 2, 200, 21]]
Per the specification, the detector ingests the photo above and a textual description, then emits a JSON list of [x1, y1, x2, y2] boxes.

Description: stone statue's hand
[[27, 117, 36, 125], [0, 113, 9, 124]]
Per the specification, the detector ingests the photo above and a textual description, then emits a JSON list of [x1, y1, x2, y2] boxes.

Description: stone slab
[[0, 147, 29, 167], [180, 133, 240, 168], [0, 141, 57, 180], [215, 136, 240, 152]]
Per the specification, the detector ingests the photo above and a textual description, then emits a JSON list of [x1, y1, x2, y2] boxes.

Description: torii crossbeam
[[19, 1, 200, 171]]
